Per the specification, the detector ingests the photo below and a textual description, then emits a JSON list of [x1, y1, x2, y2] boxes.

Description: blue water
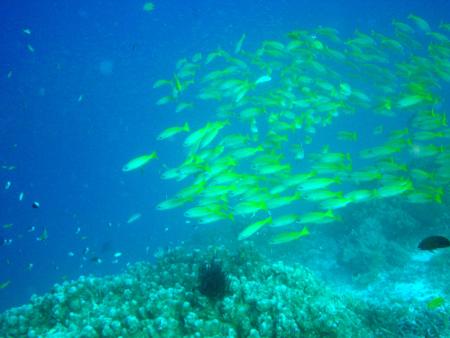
[[1, 0, 449, 312]]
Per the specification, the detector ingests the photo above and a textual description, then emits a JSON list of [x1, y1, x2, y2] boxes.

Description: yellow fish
[[270, 227, 309, 245], [298, 177, 340, 192], [122, 152, 158, 172], [143, 2, 154, 12], [270, 214, 300, 228], [298, 210, 336, 224], [127, 213, 142, 224], [408, 14, 431, 32], [238, 217, 272, 240], [319, 197, 352, 210], [157, 122, 190, 141], [376, 179, 413, 198], [397, 94, 428, 108], [235, 33, 246, 54], [156, 197, 189, 210], [37, 228, 48, 241], [0, 280, 11, 289]]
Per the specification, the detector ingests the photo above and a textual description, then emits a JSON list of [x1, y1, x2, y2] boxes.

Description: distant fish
[[2, 238, 12, 246], [293, 144, 305, 160], [143, 2, 155, 12], [36, 228, 48, 241], [100, 240, 112, 253], [418, 236, 450, 251], [122, 152, 158, 172], [32, 201, 40, 209], [270, 227, 310, 245], [235, 33, 246, 54], [157, 122, 190, 141], [127, 213, 142, 224], [4, 181, 11, 190], [0, 280, 11, 290], [255, 75, 272, 85], [19, 192, 24, 201], [90, 256, 102, 264]]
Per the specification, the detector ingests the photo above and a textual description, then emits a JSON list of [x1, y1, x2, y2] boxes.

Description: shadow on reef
[[198, 259, 229, 301]]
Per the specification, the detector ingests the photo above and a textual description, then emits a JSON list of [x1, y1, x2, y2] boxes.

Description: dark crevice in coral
[[197, 259, 230, 301]]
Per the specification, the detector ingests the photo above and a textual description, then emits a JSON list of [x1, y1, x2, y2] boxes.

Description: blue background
[[1, 0, 449, 311]]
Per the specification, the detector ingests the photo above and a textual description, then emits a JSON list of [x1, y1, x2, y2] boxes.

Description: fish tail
[[301, 226, 310, 236], [434, 189, 443, 204]]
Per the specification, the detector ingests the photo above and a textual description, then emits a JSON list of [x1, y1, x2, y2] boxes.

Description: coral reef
[[330, 200, 416, 284], [0, 243, 449, 337]]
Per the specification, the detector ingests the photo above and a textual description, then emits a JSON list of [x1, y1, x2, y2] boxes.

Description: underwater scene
[[1, 0, 450, 337]]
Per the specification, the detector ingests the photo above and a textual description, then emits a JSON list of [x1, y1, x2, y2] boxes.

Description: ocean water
[[1, 0, 450, 335]]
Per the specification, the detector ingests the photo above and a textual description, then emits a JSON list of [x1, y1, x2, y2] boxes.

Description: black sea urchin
[[198, 259, 229, 301]]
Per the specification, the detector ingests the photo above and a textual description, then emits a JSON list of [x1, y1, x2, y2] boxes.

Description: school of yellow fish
[[125, 14, 450, 245]]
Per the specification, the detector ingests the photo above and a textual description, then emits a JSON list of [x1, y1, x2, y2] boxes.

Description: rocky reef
[[0, 243, 448, 337]]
